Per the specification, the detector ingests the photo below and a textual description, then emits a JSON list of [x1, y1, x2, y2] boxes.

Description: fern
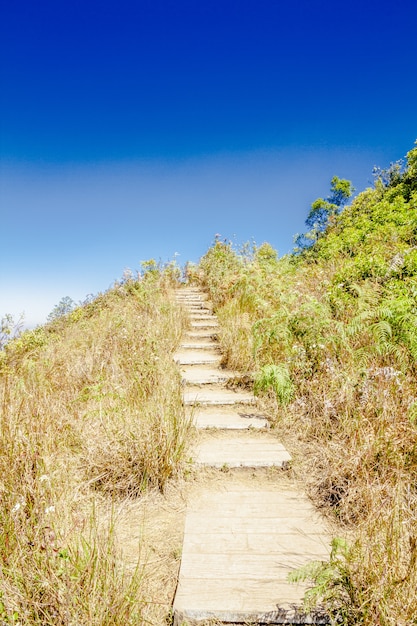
[[254, 363, 294, 405], [370, 319, 392, 344], [288, 537, 355, 624], [252, 311, 292, 360]]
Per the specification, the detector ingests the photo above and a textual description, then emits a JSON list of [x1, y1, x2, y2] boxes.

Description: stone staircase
[[172, 287, 332, 625]]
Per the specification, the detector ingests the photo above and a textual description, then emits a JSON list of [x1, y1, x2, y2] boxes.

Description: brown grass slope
[[0, 271, 191, 624]]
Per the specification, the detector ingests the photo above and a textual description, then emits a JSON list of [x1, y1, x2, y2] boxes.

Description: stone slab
[[186, 304, 212, 309], [186, 328, 217, 338], [183, 388, 255, 405], [173, 484, 331, 624], [176, 295, 207, 301], [191, 406, 269, 429], [193, 434, 291, 468], [190, 320, 219, 328], [188, 313, 217, 320], [180, 366, 236, 385], [174, 351, 221, 365], [180, 342, 219, 350]]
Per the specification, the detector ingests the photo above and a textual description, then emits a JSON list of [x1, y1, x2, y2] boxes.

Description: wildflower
[[11, 499, 25, 514], [45, 506, 55, 515], [39, 474, 50, 483]]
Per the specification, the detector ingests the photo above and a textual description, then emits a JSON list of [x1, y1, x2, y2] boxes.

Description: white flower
[[11, 500, 25, 514], [45, 506, 55, 515], [39, 474, 50, 483]]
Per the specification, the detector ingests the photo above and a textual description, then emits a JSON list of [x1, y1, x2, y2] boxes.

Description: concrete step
[[190, 406, 268, 429], [193, 431, 292, 468], [180, 366, 237, 385], [174, 350, 221, 366], [184, 308, 212, 314], [176, 294, 208, 301], [175, 296, 208, 305], [173, 483, 331, 625], [181, 333, 219, 350], [184, 387, 255, 406], [190, 320, 219, 328], [180, 342, 219, 350], [188, 312, 216, 319], [186, 329, 218, 339]]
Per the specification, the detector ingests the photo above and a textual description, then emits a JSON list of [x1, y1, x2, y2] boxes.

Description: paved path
[[173, 287, 331, 625]]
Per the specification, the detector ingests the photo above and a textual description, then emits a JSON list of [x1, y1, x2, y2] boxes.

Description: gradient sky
[[1, 0, 417, 326]]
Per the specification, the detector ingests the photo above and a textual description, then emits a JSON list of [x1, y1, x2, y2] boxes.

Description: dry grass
[[0, 275, 193, 624], [109, 480, 187, 626]]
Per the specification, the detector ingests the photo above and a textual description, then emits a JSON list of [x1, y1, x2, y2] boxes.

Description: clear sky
[[1, 0, 416, 327]]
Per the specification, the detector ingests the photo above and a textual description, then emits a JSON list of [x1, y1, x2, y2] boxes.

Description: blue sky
[[1, 0, 416, 326]]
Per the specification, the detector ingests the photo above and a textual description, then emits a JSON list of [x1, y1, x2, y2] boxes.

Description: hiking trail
[[172, 287, 332, 625]]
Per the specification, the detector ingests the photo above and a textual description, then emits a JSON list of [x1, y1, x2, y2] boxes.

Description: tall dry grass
[[0, 273, 191, 623]]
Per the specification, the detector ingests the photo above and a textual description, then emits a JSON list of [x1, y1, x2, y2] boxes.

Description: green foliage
[[254, 363, 294, 404], [288, 537, 356, 624], [140, 257, 183, 287], [372, 141, 417, 202], [296, 177, 354, 250], [403, 142, 417, 200], [254, 242, 278, 264], [199, 238, 244, 307]]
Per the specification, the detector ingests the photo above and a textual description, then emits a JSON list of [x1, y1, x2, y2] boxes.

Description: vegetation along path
[[172, 287, 332, 625]]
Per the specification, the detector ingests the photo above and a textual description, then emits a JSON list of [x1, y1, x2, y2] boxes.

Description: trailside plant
[[254, 364, 294, 405], [197, 141, 417, 624]]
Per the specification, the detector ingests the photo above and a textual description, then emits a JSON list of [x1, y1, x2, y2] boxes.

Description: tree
[[371, 141, 417, 201], [47, 296, 77, 322], [403, 141, 417, 200], [372, 160, 404, 190], [306, 176, 354, 233], [295, 177, 354, 252]]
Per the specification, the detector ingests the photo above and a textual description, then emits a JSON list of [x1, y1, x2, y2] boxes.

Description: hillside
[[0, 269, 191, 624], [198, 141, 417, 624]]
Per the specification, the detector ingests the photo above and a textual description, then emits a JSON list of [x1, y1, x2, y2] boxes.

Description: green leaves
[[254, 363, 294, 404], [298, 176, 355, 250], [288, 537, 353, 622]]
